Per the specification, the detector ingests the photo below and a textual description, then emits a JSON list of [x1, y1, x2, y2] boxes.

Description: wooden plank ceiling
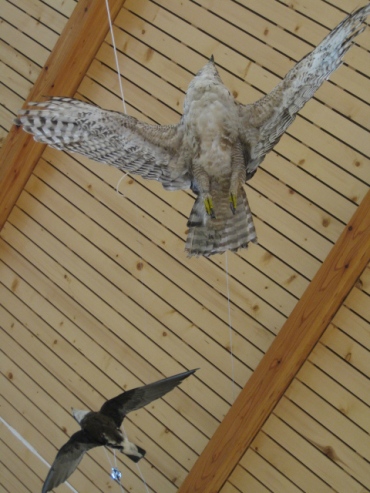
[[1, 1, 369, 492]]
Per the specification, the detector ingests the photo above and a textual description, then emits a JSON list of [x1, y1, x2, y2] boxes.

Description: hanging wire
[[225, 251, 236, 401], [136, 462, 151, 493], [105, 0, 130, 195], [115, 171, 129, 195], [122, 423, 151, 493], [103, 447, 125, 493], [105, 0, 127, 113]]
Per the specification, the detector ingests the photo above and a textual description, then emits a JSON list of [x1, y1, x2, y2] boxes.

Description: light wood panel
[[1, 1, 369, 493]]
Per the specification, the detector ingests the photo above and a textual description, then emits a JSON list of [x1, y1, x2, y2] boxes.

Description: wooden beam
[[0, 0, 126, 231], [179, 189, 370, 493]]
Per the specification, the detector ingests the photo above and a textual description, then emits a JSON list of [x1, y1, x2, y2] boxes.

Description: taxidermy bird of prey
[[41, 369, 196, 493], [16, 5, 370, 257]]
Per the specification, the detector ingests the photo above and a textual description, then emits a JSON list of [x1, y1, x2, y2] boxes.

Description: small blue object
[[111, 467, 122, 482]]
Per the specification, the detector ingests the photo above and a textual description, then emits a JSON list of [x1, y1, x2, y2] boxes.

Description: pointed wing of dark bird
[[238, 4, 370, 174], [42, 430, 98, 493], [15, 97, 190, 191], [99, 369, 197, 427]]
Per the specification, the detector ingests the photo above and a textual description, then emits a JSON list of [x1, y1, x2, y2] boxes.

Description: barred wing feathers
[[239, 4, 370, 174], [16, 97, 190, 190]]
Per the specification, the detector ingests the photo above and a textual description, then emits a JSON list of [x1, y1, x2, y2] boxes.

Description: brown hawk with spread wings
[[16, 5, 370, 256]]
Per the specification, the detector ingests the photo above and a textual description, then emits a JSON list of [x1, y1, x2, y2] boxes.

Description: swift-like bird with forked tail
[[42, 369, 196, 493]]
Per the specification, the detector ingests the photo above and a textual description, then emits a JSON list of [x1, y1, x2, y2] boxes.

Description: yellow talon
[[204, 197, 215, 218], [230, 193, 237, 214]]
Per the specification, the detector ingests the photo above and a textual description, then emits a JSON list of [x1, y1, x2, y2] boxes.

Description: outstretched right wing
[[238, 4, 370, 173], [15, 97, 190, 190], [42, 430, 97, 493], [100, 369, 197, 427]]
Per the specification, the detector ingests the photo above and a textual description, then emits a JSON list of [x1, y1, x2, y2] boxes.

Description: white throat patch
[[71, 408, 90, 424]]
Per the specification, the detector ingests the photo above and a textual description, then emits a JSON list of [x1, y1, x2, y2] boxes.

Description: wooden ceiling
[[1, 1, 369, 492]]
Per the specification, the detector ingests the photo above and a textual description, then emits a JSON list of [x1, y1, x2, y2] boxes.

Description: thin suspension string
[[225, 251, 236, 402], [115, 171, 129, 195], [105, 0, 130, 197], [136, 463, 151, 493], [104, 0, 145, 283], [105, 0, 127, 113], [0, 417, 79, 493], [104, 447, 125, 493], [121, 423, 151, 493], [105, 3, 149, 492]]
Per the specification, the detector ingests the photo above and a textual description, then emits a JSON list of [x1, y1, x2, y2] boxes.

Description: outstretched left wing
[[238, 4, 370, 173], [100, 369, 197, 427], [15, 97, 190, 190], [42, 430, 97, 493]]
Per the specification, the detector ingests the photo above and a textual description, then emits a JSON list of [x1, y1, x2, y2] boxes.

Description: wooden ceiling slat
[[0, 40, 40, 85], [0, 441, 40, 491], [261, 412, 361, 493], [1, 471, 27, 493], [0, 62, 33, 102], [0, 20, 49, 66], [284, 379, 370, 462], [334, 304, 370, 349], [310, 343, 370, 405], [321, 324, 370, 377], [297, 360, 370, 433], [0, 0, 126, 231], [238, 448, 300, 493], [274, 397, 369, 490], [247, 431, 334, 493], [2, 1, 59, 49], [0, 87, 23, 131], [9, 0, 72, 34], [178, 190, 370, 492]]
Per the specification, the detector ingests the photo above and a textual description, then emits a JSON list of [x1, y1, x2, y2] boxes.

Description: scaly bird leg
[[229, 193, 237, 214], [229, 140, 247, 215], [204, 194, 216, 218], [192, 162, 216, 218]]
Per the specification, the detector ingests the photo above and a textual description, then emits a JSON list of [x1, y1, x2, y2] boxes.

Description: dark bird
[[42, 369, 197, 493], [16, 5, 370, 257]]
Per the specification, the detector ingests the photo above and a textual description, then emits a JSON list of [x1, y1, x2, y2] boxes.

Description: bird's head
[[192, 55, 221, 84], [183, 55, 225, 114]]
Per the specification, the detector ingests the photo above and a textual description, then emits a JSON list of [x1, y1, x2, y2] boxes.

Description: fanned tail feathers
[[185, 187, 257, 257]]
